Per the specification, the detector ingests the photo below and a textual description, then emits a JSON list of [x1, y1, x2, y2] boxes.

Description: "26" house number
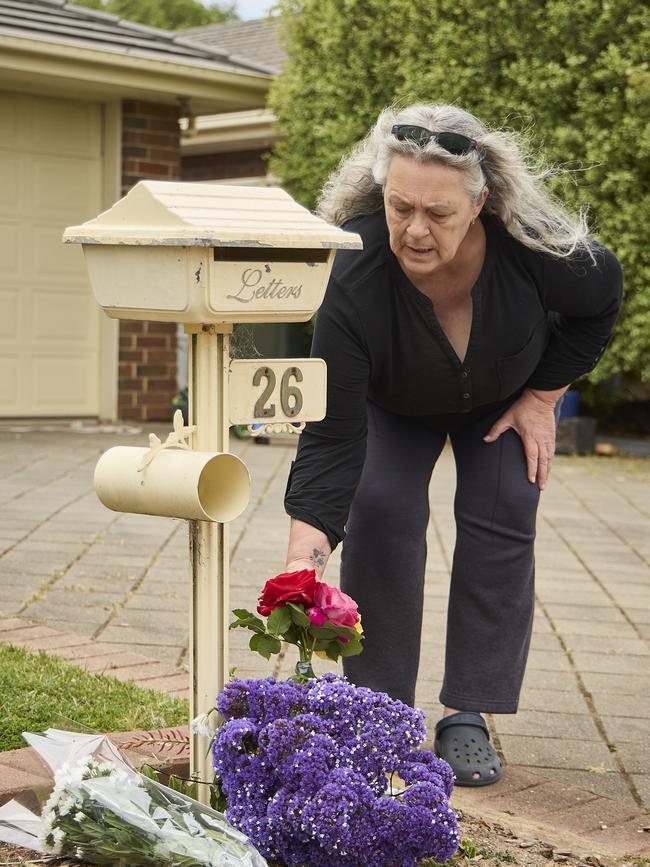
[[228, 358, 326, 426], [252, 366, 304, 418]]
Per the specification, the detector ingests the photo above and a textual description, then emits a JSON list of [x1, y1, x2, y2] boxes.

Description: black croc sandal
[[434, 711, 502, 787]]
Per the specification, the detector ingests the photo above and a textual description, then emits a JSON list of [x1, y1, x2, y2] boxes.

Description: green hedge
[[269, 0, 650, 383]]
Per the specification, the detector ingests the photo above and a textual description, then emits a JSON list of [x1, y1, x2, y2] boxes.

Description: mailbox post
[[64, 181, 361, 799]]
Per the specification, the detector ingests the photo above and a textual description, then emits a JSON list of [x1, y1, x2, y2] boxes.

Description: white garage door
[[0, 91, 104, 417]]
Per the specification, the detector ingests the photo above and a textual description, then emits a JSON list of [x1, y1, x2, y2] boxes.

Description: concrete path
[[0, 423, 648, 813]]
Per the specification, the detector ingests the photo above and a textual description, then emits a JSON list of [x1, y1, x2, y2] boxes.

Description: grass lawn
[[0, 643, 188, 752]]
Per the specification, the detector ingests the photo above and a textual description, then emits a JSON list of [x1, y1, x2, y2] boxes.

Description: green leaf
[[333, 624, 360, 639], [249, 633, 282, 659], [140, 763, 159, 781], [307, 624, 340, 639], [210, 778, 228, 813], [232, 608, 255, 619], [309, 624, 360, 644], [246, 617, 266, 633], [267, 605, 293, 636], [313, 638, 333, 650], [229, 612, 265, 634], [337, 638, 363, 657], [281, 623, 301, 644], [286, 602, 311, 627], [325, 641, 342, 661]]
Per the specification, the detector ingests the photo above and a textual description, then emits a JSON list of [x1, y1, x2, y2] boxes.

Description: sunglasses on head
[[391, 124, 479, 156]]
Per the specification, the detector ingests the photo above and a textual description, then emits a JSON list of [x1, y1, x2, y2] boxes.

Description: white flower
[[39, 806, 56, 835], [38, 831, 52, 851], [96, 760, 122, 778], [50, 827, 65, 855], [57, 794, 77, 817], [190, 710, 219, 738]]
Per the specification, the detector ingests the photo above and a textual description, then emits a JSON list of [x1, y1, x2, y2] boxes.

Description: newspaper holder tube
[[94, 446, 250, 523]]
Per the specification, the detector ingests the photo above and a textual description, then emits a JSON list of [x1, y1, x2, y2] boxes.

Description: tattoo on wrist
[[310, 548, 326, 568]]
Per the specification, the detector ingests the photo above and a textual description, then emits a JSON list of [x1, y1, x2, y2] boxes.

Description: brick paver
[[1, 424, 649, 832]]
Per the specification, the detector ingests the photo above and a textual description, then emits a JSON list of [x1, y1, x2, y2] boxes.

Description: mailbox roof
[[63, 181, 364, 250]]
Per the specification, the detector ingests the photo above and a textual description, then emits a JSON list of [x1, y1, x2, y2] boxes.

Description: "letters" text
[[226, 268, 303, 303]]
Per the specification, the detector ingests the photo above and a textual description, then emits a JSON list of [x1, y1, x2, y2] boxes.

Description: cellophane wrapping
[[0, 728, 268, 867]]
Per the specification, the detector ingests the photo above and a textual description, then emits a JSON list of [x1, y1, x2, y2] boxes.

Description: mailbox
[[64, 181, 362, 801], [63, 181, 362, 323]]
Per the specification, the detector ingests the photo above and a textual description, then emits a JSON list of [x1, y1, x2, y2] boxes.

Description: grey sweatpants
[[340, 398, 547, 714]]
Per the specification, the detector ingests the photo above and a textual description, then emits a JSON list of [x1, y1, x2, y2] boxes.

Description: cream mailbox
[[64, 180, 358, 323], [64, 181, 362, 797]]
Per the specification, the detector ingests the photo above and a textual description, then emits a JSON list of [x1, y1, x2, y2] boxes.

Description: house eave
[[181, 108, 278, 155]]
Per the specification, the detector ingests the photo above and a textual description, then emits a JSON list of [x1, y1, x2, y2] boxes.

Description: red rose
[[257, 569, 317, 616]]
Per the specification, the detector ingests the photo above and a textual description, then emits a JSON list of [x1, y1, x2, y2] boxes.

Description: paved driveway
[[0, 424, 648, 808]]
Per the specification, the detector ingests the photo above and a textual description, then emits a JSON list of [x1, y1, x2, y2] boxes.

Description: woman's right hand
[[483, 386, 566, 490]]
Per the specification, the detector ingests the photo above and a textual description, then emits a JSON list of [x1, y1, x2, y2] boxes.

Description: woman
[[282, 104, 622, 786]]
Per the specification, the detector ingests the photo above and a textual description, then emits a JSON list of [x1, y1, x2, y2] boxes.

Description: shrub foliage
[[269, 0, 650, 383], [74, 0, 236, 29]]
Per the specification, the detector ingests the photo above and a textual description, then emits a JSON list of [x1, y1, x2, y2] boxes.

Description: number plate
[[229, 359, 327, 425]]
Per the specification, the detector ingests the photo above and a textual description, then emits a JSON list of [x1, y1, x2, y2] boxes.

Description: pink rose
[[310, 582, 359, 628], [306, 606, 328, 625]]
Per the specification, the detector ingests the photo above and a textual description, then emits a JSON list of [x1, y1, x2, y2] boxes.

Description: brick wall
[[181, 148, 268, 182], [118, 321, 178, 422], [118, 101, 181, 422]]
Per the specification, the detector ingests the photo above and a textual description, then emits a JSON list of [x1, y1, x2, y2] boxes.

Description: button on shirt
[[285, 210, 623, 549]]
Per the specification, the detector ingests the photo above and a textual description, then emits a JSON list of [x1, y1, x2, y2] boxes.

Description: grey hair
[[318, 104, 593, 259]]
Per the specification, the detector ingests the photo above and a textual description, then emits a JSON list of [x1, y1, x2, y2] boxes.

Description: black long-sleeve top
[[285, 210, 623, 549]]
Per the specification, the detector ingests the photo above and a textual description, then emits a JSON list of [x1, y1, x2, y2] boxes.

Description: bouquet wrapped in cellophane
[[0, 728, 268, 867]]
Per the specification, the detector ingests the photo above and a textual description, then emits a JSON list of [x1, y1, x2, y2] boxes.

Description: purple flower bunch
[[213, 673, 459, 866]]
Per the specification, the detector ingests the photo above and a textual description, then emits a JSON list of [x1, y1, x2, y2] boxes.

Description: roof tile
[[181, 17, 285, 73], [0, 0, 273, 74]]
